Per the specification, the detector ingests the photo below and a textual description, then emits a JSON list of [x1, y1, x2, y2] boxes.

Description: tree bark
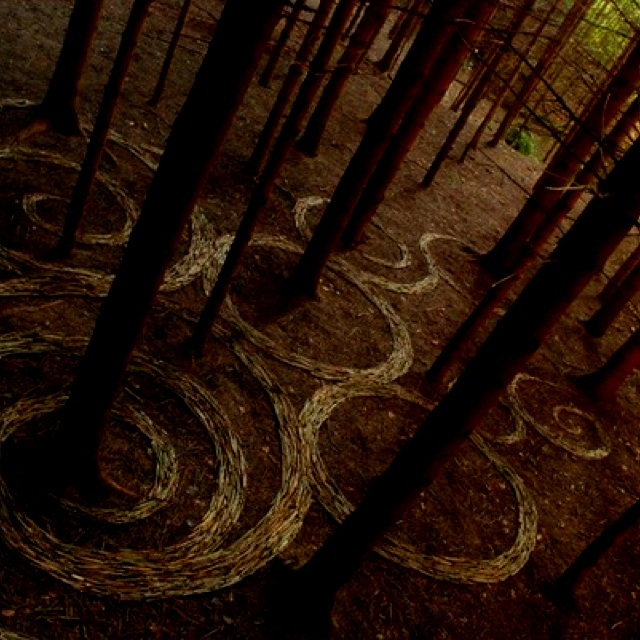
[[288, 0, 476, 297], [246, 0, 335, 177], [340, 0, 495, 248], [37, 0, 106, 135], [57, 0, 155, 258], [296, 0, 392, 157], [55, 0, 284, 489], [148, 0, 193, 106], [483, 33, 640, 278], [282, 128, 640, 633]]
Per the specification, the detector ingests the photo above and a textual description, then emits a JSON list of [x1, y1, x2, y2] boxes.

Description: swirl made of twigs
[[300, 381, 538, 584], [505, 374, 611, 460]]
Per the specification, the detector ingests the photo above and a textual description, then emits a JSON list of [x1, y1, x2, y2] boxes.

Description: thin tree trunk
[[53, 0, 283, 490], [599, 237, 640, 303], [260, 0, 306, 88], [488, 0, 589, 148], [584, 258, 640, 337], [341, 0, 495, 248], [421, 0, 535, 189], [344, 0, 367, 39], [246, 0, 335, 177], [296, 0, 392, 157], [288, 0, 476, 298], [189, 0, 359, 355], [57, 0, 155, 259], [482, 34, 640, 278], [148, 0, 193, 106], [555, 498, 640, 599], [374, 0, 422, 73], [576, 325, 640, 401], [37, 0, 106, 135], [460, 0, 560, 161], [279, 129, 640, 635]]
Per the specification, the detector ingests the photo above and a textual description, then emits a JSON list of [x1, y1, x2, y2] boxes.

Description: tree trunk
[[341, 0, 495, 248], [55, 0, 284, 490], [57, 0, 155, 258], [259, 0, 306, 88], [460, 0, 560, 161], [281, 128, 640, 635], [576, 325, 640, 401], [296, 0, 392, 157], [288, 0, 476, 298], [374, 0, 422, 73], [37, 0, 106, 135], [246, 0, 335, 177], [488, 0, 590, 148], [599, 237, 640, 303], [483, 34, 640, 278], [148, 0, 193, 106]]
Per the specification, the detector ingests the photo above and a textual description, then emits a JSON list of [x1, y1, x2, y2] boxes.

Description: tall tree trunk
[[599, 237, 640, 303], [374, 0, 422, 73], [246, 0, 335, 177], [488, 0, 590, 148], [287, 0, 477, 298], [190, 0, 360, 354], [421, 0, 535, 188], [37, 0, 106, 135], [148, 0, 193, 106], [340, 0, 495, 249], [54, 0, 284, 490], [280, 128, 640, 635], [482, 34, 640, 278], [259, 0, 306, 88], [460, 0, 561, 161], [296, 0, 392, 157], [57, 0, 155, 258]]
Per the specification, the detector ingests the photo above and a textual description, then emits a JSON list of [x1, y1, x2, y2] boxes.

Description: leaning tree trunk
[[190, 0, 360, 355], [246, 0, 335, 177], [599, 236, 640, 302], [288, 0, 476, 298], [374, 0, 422, 73], [278, 123, 640, 637], [340, 0, 495, 248], [259, 0, 306, 88], [37, 0, 106, 135], [54, 0, 284, 490], [488, 0, 590, 148], [57, 0, 155, 258], [576, 324, 640, 401], [482, 33, 640, 278], [148, 0, 193, 106], [295, 0, 392, 157]]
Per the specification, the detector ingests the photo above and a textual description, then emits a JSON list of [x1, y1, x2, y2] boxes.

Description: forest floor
[[0, 1, 639, 638]]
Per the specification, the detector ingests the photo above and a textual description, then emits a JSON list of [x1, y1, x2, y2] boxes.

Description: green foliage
[[505, 127, 538, 158]]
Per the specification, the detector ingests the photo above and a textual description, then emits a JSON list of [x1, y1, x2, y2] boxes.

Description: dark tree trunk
[[341, 0, 495, 248], [555, 498, 640, 599], [246, 0, 335, 177], [57, 0, 155, 258], [460, 0, 560, 161], [281, 129, 640, 634], [55, 0, 284, 489], [488, 0, 589, 148], [148, 0, 193, 106], [37, 0, 106, 135], [288, 0, 477, 298], [576, 325, 640, 401], [189, 0, 359, 354], [259, 0, 306, 88], [599, 237, 640, 303], [483, 35, 640, 278], [374, 0, 422, 73], [296, 0, 392, 157]]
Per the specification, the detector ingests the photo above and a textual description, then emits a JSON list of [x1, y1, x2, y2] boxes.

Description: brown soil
[[0, 1, 639, 639]]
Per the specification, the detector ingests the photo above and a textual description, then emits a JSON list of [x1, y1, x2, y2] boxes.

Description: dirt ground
[[0, 1, 639, 638]]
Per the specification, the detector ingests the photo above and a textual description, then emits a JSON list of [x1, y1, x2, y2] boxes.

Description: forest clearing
[[0, 0, 639, 638]]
